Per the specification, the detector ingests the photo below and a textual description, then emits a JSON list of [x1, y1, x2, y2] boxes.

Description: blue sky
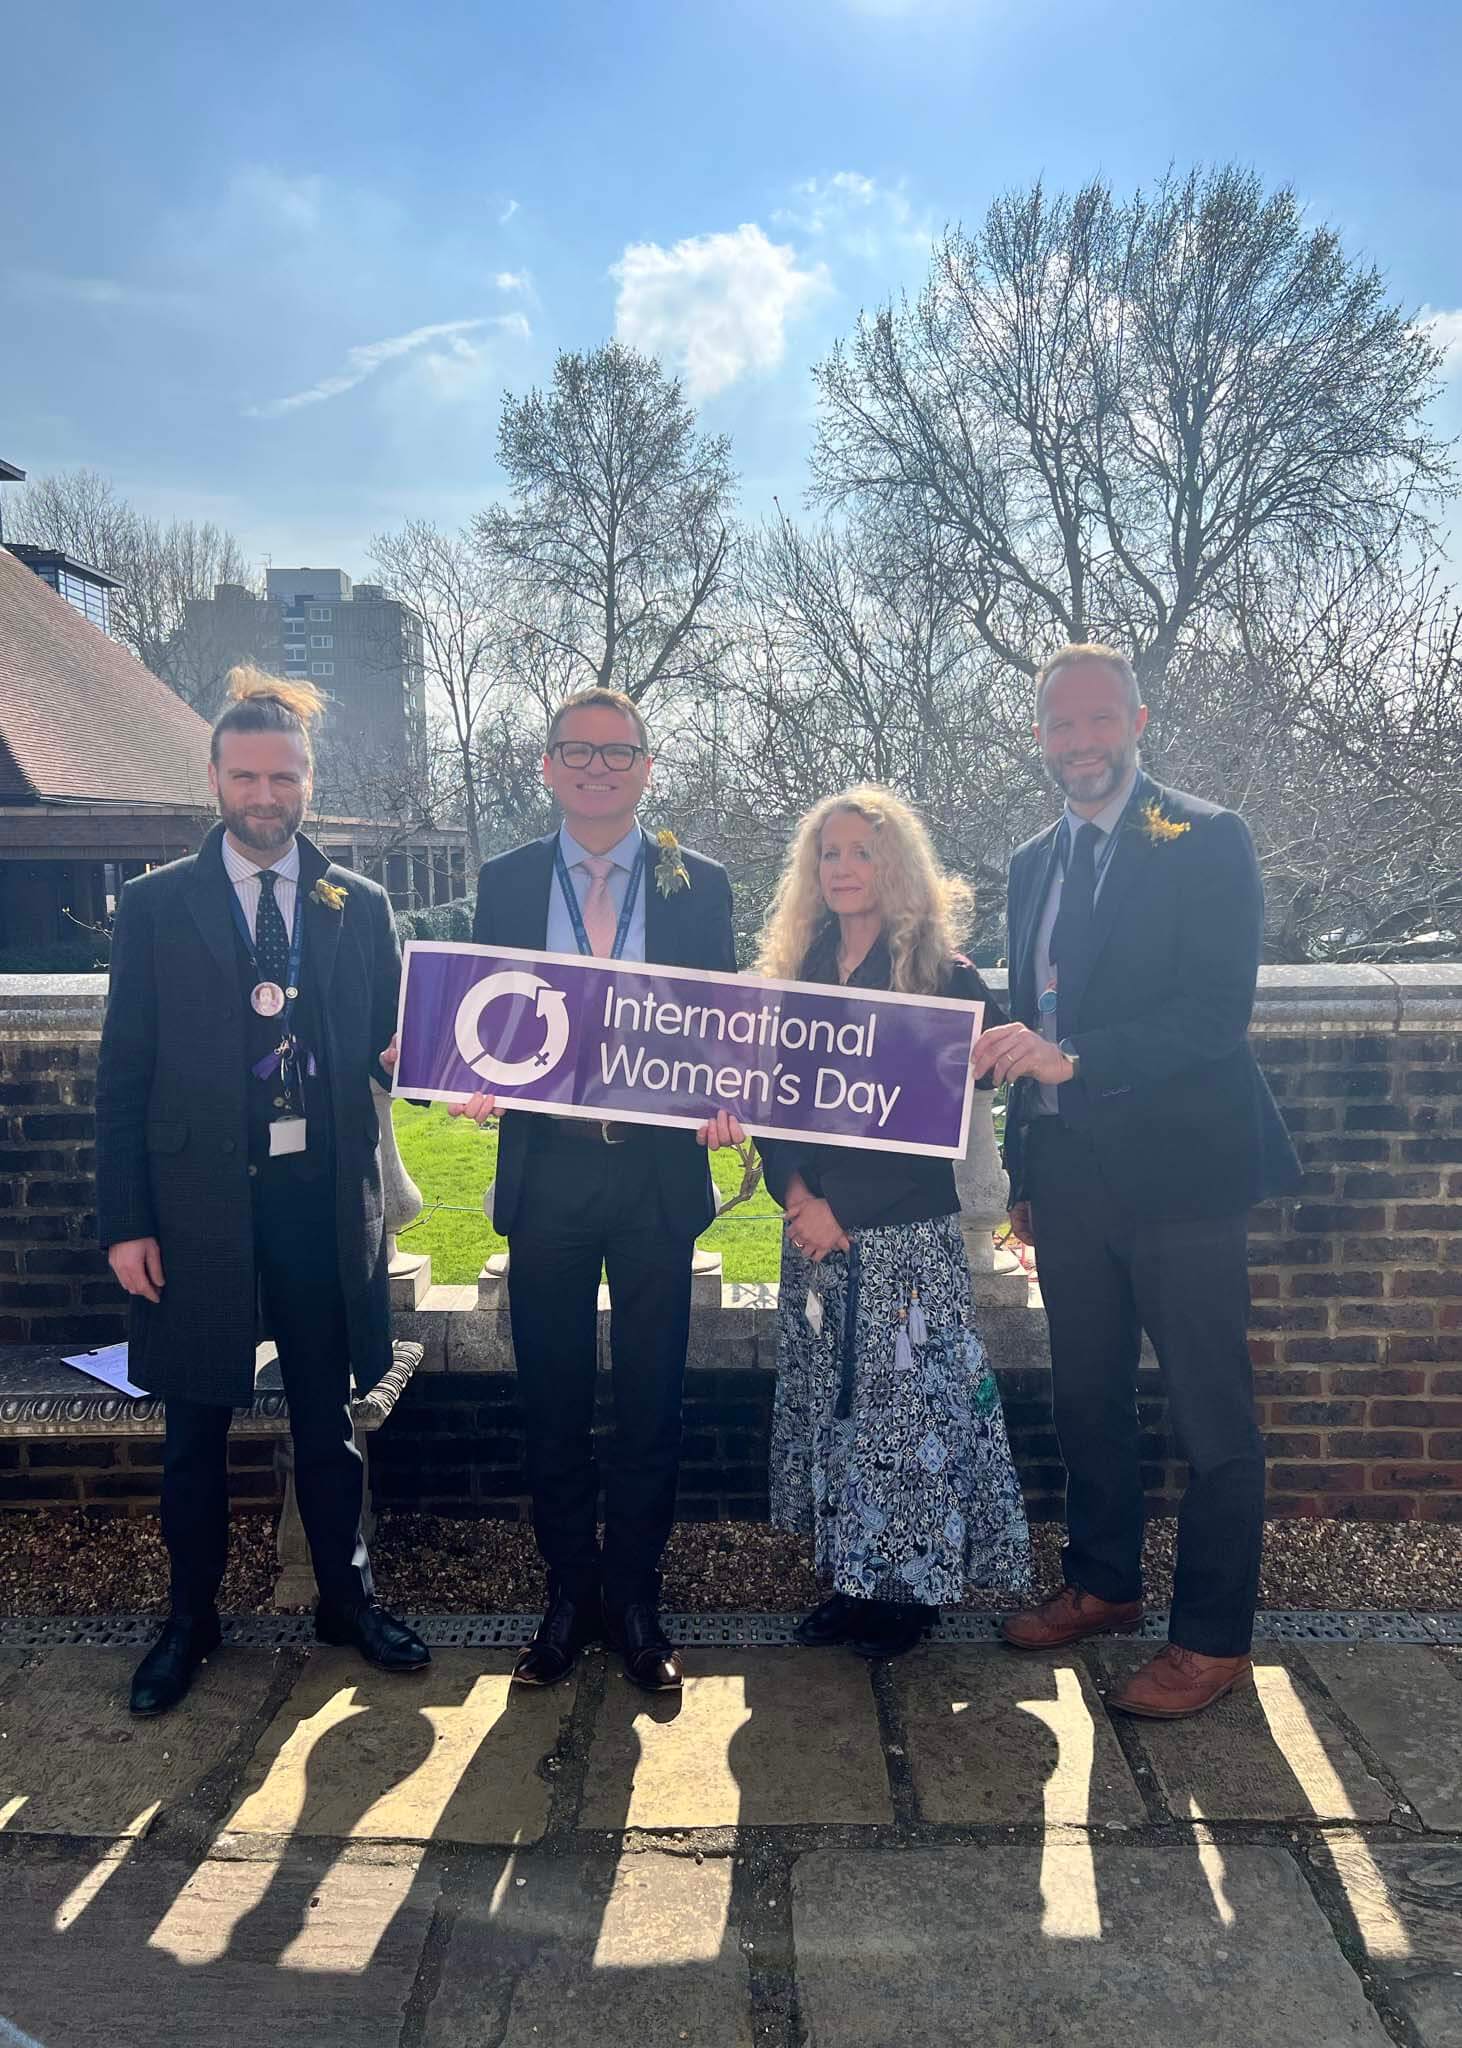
[[5, 0, 1460, 572]]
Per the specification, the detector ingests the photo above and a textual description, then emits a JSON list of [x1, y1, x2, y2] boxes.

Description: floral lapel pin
[[311, 877, 348, 912], [654, 829, 691, 898], [1139, 799, 1191, 846]]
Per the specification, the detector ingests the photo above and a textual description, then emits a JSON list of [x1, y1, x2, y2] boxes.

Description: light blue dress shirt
[[1031, 768, 1139, 1113], [545, 820, 648, 962]]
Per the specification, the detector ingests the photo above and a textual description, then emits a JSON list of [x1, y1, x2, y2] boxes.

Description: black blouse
[[757, 924, 1005, 1233]]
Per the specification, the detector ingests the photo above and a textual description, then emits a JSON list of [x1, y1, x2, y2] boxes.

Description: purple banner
[[393, 943, 981, 1157]]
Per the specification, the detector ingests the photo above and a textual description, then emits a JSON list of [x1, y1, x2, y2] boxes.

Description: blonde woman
[[751, 789, 1032, 1657]]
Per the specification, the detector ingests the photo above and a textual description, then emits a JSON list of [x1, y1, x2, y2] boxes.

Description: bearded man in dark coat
[[96, 669, 429, 1715]]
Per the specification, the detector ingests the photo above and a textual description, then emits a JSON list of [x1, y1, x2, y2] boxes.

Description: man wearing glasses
[[463, 688, 736, 1691]]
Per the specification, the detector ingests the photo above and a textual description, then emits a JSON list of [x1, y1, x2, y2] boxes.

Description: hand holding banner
[[393, 942, 981, 1158]]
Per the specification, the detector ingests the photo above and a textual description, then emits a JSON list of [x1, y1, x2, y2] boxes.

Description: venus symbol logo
[[453, 970, 572, 1087]]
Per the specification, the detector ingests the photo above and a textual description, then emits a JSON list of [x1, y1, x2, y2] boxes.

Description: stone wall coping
[[0, 1340, 423, 1437], [5, 963, 1460, 1040]]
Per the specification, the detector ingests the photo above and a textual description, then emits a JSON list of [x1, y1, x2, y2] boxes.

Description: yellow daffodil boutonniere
[[1140, 800, 1191, 846], [311, 878, 348, 912], [654, 829, 691, 898]]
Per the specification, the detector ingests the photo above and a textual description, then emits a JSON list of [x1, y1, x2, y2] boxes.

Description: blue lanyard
[[553, 838, 646, 959], [227, 875, 305, 1027]]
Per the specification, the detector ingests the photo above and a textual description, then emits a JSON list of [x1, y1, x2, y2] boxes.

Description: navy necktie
[[1051, 822, 1099, 1046], [255, 869, 291, 988]]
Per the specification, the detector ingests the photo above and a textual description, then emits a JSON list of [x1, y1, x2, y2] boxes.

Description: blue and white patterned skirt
[[769, 1212, 1034, 1607]]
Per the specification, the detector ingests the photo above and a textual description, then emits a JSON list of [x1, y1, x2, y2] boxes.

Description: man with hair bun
[[97, 666, 429, 1716]]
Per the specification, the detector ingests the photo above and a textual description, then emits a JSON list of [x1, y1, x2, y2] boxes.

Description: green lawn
[[391, 1101, 787, 1284]]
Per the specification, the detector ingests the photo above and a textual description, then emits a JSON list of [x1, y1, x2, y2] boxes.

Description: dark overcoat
[[94, 822, 400, 1405], [471, 827, 737, 1237], [1003, 772, 1302, 1221]]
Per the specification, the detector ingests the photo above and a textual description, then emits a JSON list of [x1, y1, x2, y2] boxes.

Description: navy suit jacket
[[1003, 773, 1301, 1221], [471, 827, 737, 1235]]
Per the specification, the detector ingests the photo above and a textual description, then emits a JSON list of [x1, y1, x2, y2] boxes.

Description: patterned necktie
[[1051, 821, 1099, 1046], [255, 868, 291, 987], [579, 855, 618, 956]]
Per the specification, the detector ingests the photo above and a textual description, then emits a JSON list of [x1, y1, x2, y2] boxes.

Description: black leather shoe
[[316, 1600, 430, 1672], [605, 1601, 683, 1692], [513, 1588, 602, 1687], [794, 1593, 864, 1648], [847, 1601, 937, 1660], [129, 1613, 223, 1716]]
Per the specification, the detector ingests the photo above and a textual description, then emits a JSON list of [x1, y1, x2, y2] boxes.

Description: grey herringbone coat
[[95, 822, 400, 1406]]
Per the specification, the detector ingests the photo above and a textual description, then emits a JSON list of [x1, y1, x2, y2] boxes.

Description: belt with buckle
[[545, 1114, 628, 1145]]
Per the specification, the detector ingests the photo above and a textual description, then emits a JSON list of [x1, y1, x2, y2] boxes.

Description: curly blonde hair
[[756, 787, 973, 994]]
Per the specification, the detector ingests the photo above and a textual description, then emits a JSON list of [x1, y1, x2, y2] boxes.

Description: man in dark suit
[[973, 644, 1300, 1718], [96, 670, 429, 1716], [458, 687, 737, 1692]]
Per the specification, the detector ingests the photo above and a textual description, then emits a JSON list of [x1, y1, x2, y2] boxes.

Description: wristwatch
[[1058, 1038, 1081, 1083]]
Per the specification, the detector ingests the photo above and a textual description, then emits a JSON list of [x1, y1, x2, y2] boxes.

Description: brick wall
[[0, 1434, 281, 1514], [0, 985, 120, 1351], [3, 967, 1460, 1523]]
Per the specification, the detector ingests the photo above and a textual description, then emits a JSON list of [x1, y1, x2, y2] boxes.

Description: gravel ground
[[2, 1509, 1460, 1617]]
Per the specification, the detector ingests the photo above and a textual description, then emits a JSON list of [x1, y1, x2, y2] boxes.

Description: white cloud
[[612, 223, 828, 399], [775, 170, 930, 262], [495, 270, 529, 292], [1420, 307, 1462, 372], [246, 318, 493, 417], [498, 198, 521, 226]]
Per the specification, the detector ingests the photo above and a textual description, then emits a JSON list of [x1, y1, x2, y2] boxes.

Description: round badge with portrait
[[251, 981, 286, 1017]]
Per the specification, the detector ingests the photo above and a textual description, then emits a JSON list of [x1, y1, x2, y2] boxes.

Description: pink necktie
[[579, 854, 618, 956]]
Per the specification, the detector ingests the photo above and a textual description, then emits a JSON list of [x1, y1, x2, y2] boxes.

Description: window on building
[[283, 612, 305, 626], [310, 634, 334, 649], [311, 661, 335, 676], [309, 606, 333, 622]]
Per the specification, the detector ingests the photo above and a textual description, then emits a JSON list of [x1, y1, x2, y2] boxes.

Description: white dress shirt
[[221, 834, 301, 944], [1031, 768, 1139, 1112]]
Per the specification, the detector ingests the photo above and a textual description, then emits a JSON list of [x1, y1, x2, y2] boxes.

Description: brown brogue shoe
[[1001, 1585, 1145, 1652], [1107, 1645, 1253, 1720]]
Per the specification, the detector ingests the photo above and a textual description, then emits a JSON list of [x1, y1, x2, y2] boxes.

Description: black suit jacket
[[94, 822, 400, 1406], [1004, 773, 1301, 1221], [472, 827, 737, 1237]]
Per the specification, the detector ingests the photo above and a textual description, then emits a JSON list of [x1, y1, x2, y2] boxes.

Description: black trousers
[[506, 1124, 695, 1612], [1025, 1116, 1265, 1657], [162, 1159, 373, 1617]]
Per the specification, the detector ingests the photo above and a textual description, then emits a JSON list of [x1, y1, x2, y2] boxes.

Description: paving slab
[[793, 1844, 1392, 2046], [423, 1848, 753, 2046], [1091, 1644, 1393, 1823], [1321, 1840, 1462, 2047], [0, 1645, 279, 1838], [580, 1649, 891, 1830], [894, 1645, 1146, 1827], [2, 1845, 436, 2046], [1304, 1646, 1462, 1831], [223, 1648, 569, 1845]]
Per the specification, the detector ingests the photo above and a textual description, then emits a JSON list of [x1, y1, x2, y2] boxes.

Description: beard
[[219, 794, 304, 855], [1047, 741, 1137, 808]]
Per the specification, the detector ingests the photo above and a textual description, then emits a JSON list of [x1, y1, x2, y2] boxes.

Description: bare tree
[[812, 166, 1451, 694], [478, 341, 737, 708], [8, 466, 254, 709], [368, 520, 509, 867], [312, 715, 468, 899]]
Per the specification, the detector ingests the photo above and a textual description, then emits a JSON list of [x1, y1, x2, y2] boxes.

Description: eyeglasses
[[548, 741, 646, 771]]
